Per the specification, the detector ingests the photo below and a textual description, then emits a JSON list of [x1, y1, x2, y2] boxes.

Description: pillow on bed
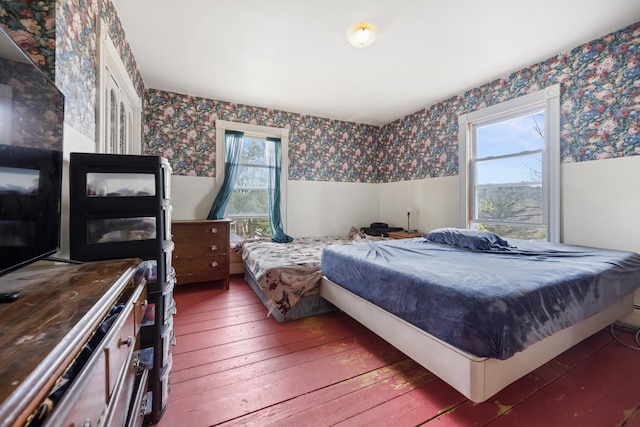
[[423, 228, 513, 251]]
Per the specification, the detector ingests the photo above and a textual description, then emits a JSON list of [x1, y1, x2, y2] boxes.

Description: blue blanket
[[320, 238, 640, 359]]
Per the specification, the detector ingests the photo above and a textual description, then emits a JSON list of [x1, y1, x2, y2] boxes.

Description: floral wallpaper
[[378, 22, 640, 182], [144, 22, 638, 184], [1, 2, 637, 184], [0, 0, 56, 80], [99, 0, 144, 97], [55, 0, 98, 138], [144, 89, 382, 182], [55, 0, 143, 139], [0, 0, 144, 140]]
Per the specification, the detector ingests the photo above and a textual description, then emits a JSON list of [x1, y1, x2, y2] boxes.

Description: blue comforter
[[320, 238, 640, 359]]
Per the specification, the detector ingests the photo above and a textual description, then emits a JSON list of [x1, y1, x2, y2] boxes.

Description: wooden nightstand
[[387, 231, 423, 239], [172, 219, 230, 289]]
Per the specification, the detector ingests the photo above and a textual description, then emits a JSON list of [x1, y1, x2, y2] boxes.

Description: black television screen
[[0, 26, 64, 276]]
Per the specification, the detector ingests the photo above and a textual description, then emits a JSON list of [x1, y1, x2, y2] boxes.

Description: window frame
[[214, 119, 289, 229], [458, 84, 561, 242]]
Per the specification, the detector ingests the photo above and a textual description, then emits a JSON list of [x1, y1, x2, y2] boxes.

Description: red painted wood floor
[[157, 276, 640, 427]]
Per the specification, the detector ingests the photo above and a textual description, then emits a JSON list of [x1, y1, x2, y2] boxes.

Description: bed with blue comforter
[[320, 229, 640, 360]]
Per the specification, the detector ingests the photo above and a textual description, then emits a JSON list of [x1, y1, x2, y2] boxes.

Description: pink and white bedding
[[238, 234, 382, 317]]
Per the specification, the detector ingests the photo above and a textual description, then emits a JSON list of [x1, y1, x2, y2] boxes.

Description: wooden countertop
[[0, 259, 140, 426]]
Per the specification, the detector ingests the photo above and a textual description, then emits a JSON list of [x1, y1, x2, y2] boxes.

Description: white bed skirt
[[320, 276, 634, 403]]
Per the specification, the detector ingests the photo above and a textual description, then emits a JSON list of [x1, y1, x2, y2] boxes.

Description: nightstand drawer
[[172, 222, 228, 241], [173, 240, 227, 258], [173, 255, 228, 284]]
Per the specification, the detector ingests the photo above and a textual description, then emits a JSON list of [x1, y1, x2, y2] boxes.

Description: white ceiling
[[112, 0, 640, 126]]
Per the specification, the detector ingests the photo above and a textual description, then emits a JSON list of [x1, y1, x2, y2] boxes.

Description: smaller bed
[[239, 237, 347, 322], [237, 229, 383, 322], [320, 230, 640, 402]]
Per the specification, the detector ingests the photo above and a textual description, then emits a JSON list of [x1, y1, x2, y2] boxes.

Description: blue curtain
[[266, 137, 293, 243], [207, 131, 244, 219]]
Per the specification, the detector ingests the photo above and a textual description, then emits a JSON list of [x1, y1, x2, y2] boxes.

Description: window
[[215, 120, 289, 240], [226, 135, 272, 239], [458, 85, 560, 242]]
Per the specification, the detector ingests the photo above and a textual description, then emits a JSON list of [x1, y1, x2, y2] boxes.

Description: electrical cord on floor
[[610, 322, 640, 350]]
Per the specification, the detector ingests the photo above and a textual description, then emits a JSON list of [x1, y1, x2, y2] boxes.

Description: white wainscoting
[[286, 180, 380, 237], [170, 176, 381, 238], [561, 156, 640, 327], [378, 175, 460, 233], [59, 124, 97, 258]]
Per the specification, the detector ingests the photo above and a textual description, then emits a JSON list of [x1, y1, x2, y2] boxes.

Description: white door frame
[[96, 19, 142, 154]]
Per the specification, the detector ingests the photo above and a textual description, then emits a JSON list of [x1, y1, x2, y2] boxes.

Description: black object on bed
[[361, 222, 404, 237]]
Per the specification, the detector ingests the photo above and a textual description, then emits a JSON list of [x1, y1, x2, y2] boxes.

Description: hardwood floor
[[157, 276, 640, 426]]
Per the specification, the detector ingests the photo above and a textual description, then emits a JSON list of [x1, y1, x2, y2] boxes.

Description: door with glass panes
[[103, 69, 134, 154]]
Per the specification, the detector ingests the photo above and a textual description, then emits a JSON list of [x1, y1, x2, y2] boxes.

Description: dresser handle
[[210, 244, 218, 251], [210, 227, 218, 234], [211, 261, 218, 268], [119, 336, 133, 347], [140, 394, 148, 417]]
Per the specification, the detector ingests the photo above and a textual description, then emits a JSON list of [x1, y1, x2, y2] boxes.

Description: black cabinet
[[70, 153, 174, 425]]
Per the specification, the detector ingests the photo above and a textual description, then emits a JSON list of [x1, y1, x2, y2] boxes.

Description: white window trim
[[214, 119, 289, 228], [458, 84, 561, 242], [96, 19, 142, 154]]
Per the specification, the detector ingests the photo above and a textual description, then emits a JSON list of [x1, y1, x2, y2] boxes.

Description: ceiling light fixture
[[347, 22, 377, 48]]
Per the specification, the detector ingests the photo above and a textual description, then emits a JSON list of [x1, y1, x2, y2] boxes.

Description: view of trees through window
[[472, 110, 547, 240], [225, 136, 272, 239]]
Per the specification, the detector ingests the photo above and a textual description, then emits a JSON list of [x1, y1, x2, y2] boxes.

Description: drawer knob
[[210, 244, 218, 251], [119, 336, 133, 347], [211, 261, 218, 268], [83, 418, 92, 427], [210, 227, 218, 234]]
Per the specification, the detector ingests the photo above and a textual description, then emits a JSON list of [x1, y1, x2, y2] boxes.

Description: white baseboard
[[620, 306, 640, 328]]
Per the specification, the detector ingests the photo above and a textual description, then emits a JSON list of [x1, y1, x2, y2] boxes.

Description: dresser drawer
[[53, 351, 108, 427], [173, 255, 228, 284], [105, 307, 136, 398], [173, 239, 227, 258], [42, 260, 145, 427], [105, 348, 137, 427], [104, 281, 145, 397], [173, 222, 228, 241], [126, 367, 149, 427]]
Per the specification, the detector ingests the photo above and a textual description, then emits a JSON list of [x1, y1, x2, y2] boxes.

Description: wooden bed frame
[[320, 276, 635, 403]]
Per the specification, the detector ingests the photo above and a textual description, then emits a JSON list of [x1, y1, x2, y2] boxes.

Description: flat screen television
[[0, 26, 64, 276]]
